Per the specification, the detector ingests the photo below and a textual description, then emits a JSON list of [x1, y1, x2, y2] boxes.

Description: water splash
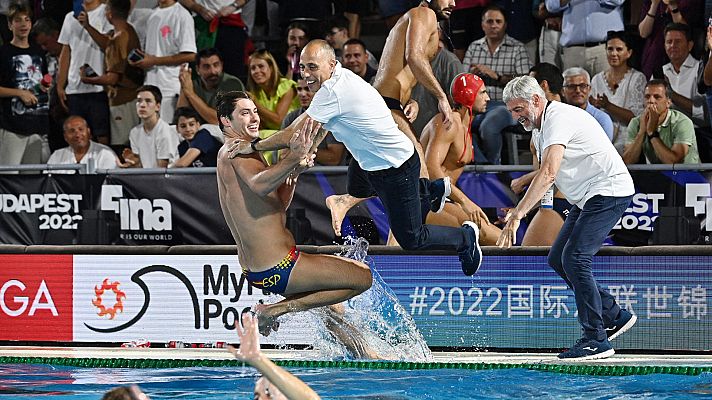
[[304, 236, 432, 361]]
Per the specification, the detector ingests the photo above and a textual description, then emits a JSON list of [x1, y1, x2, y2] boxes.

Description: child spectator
[[172, 106, 221, 167]]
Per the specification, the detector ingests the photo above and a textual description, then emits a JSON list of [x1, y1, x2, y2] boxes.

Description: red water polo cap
[[450, 73, 483, 110]]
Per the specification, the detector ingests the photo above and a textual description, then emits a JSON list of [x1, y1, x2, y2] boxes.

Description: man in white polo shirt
[[498, 76, 637, 361], [230, 40, 482, 276]]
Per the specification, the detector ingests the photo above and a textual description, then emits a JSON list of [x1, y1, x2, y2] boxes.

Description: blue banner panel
[[374, 255, 712, 351]]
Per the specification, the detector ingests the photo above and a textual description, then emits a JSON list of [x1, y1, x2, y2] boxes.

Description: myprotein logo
[[100, 185, 172, 231], [0, 255, 73, 341]]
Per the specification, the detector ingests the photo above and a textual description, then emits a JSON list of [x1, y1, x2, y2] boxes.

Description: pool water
[[1, 364, 711, 399]]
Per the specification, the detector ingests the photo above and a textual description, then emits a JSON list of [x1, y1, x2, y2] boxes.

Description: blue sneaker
[[558, 337, 615, 360], [429, 177, 451, 213], [458, 221, 482, 276], [606, 309, 637, 341]]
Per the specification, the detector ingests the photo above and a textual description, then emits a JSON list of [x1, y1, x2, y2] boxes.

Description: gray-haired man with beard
[[497, 75, 637, 360]]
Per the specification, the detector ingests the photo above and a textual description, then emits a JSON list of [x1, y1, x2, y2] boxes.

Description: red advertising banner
[[0, 254, 73, 341]]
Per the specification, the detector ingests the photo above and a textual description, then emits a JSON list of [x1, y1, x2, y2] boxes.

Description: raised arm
[[228, 112, 312, 158]]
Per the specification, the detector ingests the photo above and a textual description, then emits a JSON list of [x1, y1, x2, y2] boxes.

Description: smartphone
[[128, 48, 144, 63], [73, 0, 83, 17], [83, 64, 98, 78]]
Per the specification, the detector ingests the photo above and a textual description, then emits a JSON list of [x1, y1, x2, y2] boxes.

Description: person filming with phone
[[79, 0, 144, 147]]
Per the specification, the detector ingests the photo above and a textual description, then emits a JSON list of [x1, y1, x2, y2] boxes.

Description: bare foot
[[325, 194, 355, 237], [253, 303, 280, 337]]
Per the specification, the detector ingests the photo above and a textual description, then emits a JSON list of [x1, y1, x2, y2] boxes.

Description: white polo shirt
[[533, 101, 634, 208], [129, 119, 179, 168], [47, 141, 118, 172], [663, 54, 706, 127], [306, 62, 414, 171]]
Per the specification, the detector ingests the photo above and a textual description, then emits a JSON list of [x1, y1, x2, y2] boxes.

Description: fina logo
[[100, 185, 172, 231]]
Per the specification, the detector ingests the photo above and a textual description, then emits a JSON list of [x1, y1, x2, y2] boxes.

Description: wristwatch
[[250, 137, 261, 152], [648, 130, 660, 139]]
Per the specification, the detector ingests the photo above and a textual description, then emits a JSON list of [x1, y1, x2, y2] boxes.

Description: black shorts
[[382, 96, 403, 111], [553, 198, 573, 220]]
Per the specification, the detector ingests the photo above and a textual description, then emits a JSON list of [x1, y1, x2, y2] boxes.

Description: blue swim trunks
[[243, 247, 300, 294]]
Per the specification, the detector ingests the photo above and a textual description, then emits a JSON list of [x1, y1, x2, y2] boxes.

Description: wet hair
[[646, 79, 673, 99], [530, 63, 563, 94], [196, 47, 223, 65], [101, 387, 132, 400], [107, 0, 131, 20], [7, 2, 32, 21], [173, 107, 204, 125], [664, 22, 693, 42], [136, 85, 163, 104], [247, 49, 282, 95], [30, 17, 59, 36], [216, 91, 253, 130], [503, 75, 548, 105]]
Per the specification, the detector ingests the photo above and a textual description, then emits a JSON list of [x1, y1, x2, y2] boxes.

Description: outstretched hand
[[289, 117, 321, 158], [228, 312, 262, 364], [496, 210, 521, 248]]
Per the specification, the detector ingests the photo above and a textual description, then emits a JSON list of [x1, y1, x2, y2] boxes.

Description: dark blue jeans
[[347, 152, 467, 251], [547, 194, 633, 341]]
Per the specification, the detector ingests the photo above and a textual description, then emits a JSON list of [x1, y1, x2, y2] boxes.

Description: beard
[[518, 103, 538, 132]]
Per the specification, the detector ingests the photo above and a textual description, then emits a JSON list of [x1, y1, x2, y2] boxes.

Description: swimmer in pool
[[215, 91, 374, 357]]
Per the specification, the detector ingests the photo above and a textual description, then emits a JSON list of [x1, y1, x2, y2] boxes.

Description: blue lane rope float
[[0, 357, 710, 376]]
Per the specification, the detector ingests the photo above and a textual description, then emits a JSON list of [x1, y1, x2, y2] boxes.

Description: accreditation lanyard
[[538, 101, 554, 209]]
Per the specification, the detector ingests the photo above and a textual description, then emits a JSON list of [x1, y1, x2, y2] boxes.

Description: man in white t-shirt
[[123, 85, 179, 168], [56, 0, 113, 144], [47, 115, 119, 172], [230, 40, 483, 277], [498, 76, 636, 361], [129, 0, 196, 124]]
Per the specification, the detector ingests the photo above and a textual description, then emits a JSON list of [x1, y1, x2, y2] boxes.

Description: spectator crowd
[[0, 0, 711, 171]]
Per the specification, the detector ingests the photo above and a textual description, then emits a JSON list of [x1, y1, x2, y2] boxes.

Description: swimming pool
[[1, 362, 711, 399]]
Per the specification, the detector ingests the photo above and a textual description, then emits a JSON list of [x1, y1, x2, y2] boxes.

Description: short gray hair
[[562, 67, 590, 83], [502, 76, 547, 104]]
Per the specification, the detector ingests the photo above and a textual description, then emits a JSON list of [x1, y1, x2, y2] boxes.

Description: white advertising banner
[[73, 255, 314, 344]]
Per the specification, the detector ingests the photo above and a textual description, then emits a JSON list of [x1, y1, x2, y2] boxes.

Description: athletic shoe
[[557, 337, 615, 360], [606, 309, 637, 341], [458, 221, 482, 276], [429, 177, 451, 213]]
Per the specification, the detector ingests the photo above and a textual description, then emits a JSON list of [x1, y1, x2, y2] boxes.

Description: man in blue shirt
[[562, 67, 614, 141]]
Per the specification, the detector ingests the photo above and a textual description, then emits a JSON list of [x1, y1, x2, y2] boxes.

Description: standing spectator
[[122, 85, 179, 168], [177, 47, 245, 125], [56, 0, 113, 145], [283, 22, 310, 81], [638, 0, 701, 79], [0, 2, 50, 166], [247, 49, 299, 164], [494, 0, 540, 67], [325, 16, 379, 71], [128, 0, 154, 49], [47, 115, 119, 171], [178, 0, 251, 81], [172, 107, 221, 167], [31, 17, 67, 152], [589, 30, 647, 154], [341, 38, 378, 83], [281, 77, 346, 166], [546, 0, 625, 77], [534, 0, 562, 68], [80, 0, 143, 147], [463, 5, 531, 164], [129, 0, 196, 125], [623, 79, 700, 164], [562, 67, 614, 141]]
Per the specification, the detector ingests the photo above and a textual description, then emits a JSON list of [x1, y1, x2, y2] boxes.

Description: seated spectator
[[529, 62, 563, 101], [283, 22, 311, 81], [0, 2, 51, 167], [638, 0, 698, 79], [47, 115, 119, 172], [247, 49, 299, 164], [281, 77, 346, 166], [325, 16, 378, 71], [177, 47, 245, 125], [172, 107, 221, 167], [129, 0, 196, 124], [341, 38, 377, 83], [122, 85, 179, 168], [463, 5, 530, 164], [623, 79, 700, 164], [562, 67, 614, 141], [589, 30, 646, 154], [80, 0, 143, 147]]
